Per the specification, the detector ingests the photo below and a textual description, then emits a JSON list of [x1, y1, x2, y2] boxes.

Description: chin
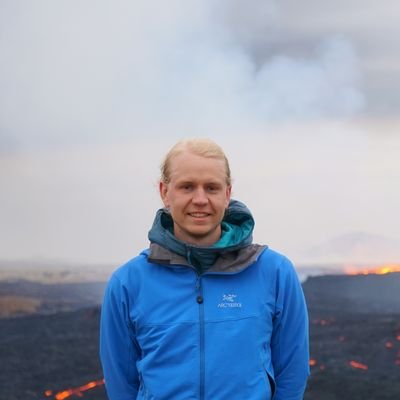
[[188, 229, 219, 244]]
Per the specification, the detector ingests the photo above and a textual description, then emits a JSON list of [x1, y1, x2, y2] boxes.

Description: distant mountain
[[0, 259, 115, 283], [300, 232, 400, 264]]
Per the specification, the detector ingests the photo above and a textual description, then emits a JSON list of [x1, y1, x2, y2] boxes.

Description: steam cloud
[[0, 0, 365, 151], [2, 0, 398, 265]]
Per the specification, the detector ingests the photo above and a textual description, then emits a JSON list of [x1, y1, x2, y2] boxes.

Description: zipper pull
[[195, 276, 203, 303]]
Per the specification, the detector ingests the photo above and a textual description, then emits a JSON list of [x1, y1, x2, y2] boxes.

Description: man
[[100, 138, 309, 400]]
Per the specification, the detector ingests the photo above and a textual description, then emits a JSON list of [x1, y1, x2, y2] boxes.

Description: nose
[[192, 187, 208, 205]]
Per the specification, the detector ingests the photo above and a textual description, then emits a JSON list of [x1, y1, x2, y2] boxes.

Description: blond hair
[[160, 138, 232, 186]]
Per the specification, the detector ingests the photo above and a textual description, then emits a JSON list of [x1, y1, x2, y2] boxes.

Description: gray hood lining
[[148, 243, 267, 274]]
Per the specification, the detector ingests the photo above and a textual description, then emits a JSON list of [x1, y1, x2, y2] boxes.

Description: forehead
[[169, 151, 227, 182]]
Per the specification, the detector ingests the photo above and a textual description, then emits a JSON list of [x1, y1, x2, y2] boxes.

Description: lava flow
[[44, 379, 104, 400], [349, 360, 368, 371], [345, 263, 400, 276]]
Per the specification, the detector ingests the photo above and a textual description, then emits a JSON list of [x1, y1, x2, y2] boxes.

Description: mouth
[[188, 212, 210, 218]]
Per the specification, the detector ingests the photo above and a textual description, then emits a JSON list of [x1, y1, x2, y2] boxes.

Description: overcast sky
[[1, 0, 399, 266]]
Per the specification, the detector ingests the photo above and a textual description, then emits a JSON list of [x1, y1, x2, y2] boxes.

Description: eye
[[206, 185, 219, 193], [180, 183, 193, 191]]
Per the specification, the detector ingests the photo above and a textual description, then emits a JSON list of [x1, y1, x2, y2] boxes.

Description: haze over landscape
[[1, 0, 399, 268], [1, 5, 399, 399]]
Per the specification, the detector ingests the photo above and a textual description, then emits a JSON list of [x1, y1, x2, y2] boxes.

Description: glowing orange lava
[[345, 264, 400, 276], [349, 360, 368, 370], [45, 379, 104, 400]]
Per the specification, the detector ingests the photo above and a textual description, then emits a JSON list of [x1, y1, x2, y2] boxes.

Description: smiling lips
[[188, 212, 211, 218]]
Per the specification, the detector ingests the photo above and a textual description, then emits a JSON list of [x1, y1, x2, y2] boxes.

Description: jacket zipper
[[196, 274, 205, 400]]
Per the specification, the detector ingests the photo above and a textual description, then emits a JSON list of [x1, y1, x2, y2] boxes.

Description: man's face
[[160, 151, 231, 246]]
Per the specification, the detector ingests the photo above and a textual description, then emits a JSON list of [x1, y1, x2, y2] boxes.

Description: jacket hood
[[147, 199, 256, 272]]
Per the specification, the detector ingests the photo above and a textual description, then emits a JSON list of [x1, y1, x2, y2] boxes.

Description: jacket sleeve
[[271, 257, 310, 400], [100, 274, 140, 400]]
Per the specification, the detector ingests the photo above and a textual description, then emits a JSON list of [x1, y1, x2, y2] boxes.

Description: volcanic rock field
[[0, 272, 399, 400]]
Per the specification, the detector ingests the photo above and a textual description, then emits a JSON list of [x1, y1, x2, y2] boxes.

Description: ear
[[225, 185, 232, 208], [159, 181, 170, 207]]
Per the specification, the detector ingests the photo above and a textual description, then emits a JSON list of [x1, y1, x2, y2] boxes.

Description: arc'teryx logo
[[218, 293, 242, 308], [223, 294, 236, 302]]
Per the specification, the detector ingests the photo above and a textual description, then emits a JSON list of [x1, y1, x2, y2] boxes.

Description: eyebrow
[[176, 179, 224, 187]]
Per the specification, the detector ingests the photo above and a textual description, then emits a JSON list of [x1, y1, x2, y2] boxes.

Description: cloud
[[0, 0, 367, 152], [245, 37, 365, 119], [0, 0, 398, 264]]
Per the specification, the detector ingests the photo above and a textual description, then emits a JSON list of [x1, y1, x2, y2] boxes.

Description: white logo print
[[218, 293, 242, 308], [222, 294, 237, 302]]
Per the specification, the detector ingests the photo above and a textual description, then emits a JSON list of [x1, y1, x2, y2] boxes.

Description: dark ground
[[0, 307, 103, 400], [303, 273, 400, 400], [0, 280, 105, 317], [0, 273, 399, 400]]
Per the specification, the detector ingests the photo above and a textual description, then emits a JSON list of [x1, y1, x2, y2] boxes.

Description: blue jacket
[[100, 245, 309, 400]]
